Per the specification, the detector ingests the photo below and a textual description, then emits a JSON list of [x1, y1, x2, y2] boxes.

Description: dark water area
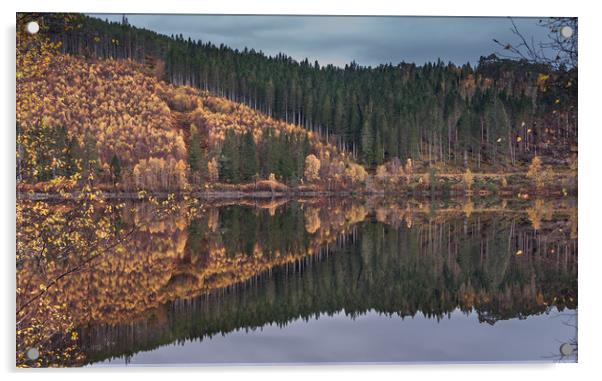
[[17, 198, 578, 365]]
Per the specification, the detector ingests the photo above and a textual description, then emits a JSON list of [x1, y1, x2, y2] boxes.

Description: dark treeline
[[78, 211, 577, 364], [217, 128, 310, 184], [47, 14, 577, 169]]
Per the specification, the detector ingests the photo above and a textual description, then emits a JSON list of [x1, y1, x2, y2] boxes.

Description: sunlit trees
[[17, 18, 366, 192], [16, 31, 189, 190], [526, 156, 554, 190], [17, 40, 361, 191], [131, 157, 189, 191], [304, 154, 321, 183], [345, 163, 368, 185], [405, 158, 413, 175], [166, 87, 198, 112]]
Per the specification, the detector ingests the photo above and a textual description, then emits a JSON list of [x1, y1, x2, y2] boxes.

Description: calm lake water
[[17, 198, 578, 365]]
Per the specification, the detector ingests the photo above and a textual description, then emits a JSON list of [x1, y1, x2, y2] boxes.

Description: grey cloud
[[89, 14, 553, 67]]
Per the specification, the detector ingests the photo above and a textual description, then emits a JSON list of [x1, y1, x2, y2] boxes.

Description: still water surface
[[19, 198, 578, 365], [95, 308, 576, 365]]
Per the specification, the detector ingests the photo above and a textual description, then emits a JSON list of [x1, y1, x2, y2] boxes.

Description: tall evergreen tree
[[219, 130, 241, 183], [240, 131, 258, 182]]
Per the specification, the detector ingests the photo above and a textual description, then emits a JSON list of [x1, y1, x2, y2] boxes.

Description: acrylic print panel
[[15, 13, 577, 367]]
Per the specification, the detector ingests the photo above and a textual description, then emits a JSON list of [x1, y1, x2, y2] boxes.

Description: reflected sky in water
[[96, 308, 576, 365]]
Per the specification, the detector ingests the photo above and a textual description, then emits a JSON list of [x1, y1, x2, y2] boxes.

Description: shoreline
[[16, 187, 576, 201]]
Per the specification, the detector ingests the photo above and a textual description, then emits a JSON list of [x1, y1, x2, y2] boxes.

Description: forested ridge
[[48, 14, 577, 169], [17, 14, 368, 192], [17, 14, 577, 194]]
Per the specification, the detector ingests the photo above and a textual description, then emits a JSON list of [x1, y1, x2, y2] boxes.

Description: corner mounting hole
[[26, 21, 39, 35], [560, 26, 573, 39]]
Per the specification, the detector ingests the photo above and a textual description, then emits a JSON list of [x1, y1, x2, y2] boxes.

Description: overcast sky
[[89, 14, 551, 67]]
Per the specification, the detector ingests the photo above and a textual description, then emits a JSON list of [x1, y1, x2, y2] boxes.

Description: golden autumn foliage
[[17, 52, 187, 174], [527, 156, 543, 185], [345, 163, 368, 184], [304, 154, 321, 182], [405, 158, 414, 175], [17, 32, 361, 191], [527, 156, 555, 190], [463, 201, 474, 218], [16, 188, 129, 367], [527, 199, 554, 230], [304, 207, 321, 234], [16, 198, 374, 367], [130, 157, 189, 191], [16, 193, 577, 367]]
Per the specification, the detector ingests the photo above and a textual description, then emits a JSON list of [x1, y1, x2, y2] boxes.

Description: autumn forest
[[17, 14, 577, 196]]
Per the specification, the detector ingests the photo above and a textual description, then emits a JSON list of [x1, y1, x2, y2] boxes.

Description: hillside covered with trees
[[17, 14, 577, 195], [17, 14, 366, 194], [48, 14, 577, 170]]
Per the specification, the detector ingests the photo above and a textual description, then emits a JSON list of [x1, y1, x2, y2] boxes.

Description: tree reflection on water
[[16, 197, 577, 366]]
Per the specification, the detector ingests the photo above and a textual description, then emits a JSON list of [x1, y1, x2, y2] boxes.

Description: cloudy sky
[[89, 14, 551, 67]]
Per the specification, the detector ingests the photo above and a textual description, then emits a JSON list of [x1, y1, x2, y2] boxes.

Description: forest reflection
[[16, 197, 577, 366]]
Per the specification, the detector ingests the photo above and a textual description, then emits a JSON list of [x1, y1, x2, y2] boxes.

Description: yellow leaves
[[95, 230, 108, 239], [375, 165, 389, 183], [17, 51, 187, 183], [304, 207, 321, 234], [537, 73, 550, 90], [516, 136, 522, 142], [345, 163, 368, 184], [304, 154, 321, 182], [17, 36, 358, 192]]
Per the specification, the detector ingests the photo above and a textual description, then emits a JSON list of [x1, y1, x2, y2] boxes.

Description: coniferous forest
[[53, 14, 577, 167]]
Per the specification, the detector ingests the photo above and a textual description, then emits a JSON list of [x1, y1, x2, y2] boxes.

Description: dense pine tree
[[240, 131, 258, 182]]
